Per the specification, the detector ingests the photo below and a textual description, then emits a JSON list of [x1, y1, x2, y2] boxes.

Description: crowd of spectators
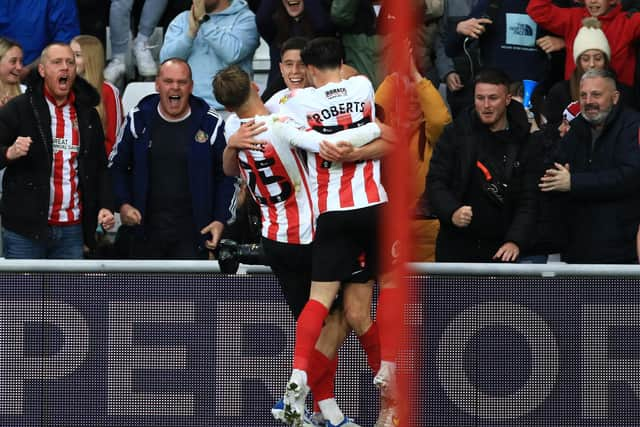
[[1, 0, 640, 264]]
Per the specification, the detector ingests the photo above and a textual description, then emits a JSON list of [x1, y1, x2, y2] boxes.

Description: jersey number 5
[[240, 157, 293, 205]]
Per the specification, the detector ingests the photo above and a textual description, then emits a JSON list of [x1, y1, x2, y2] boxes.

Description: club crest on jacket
[[195, 130, 209, 143]]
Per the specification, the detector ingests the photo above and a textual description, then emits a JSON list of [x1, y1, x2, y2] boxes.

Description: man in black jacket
[[0, 43, 115, 259], [425, 67, 538, 262], [540, 68, 640, 263]]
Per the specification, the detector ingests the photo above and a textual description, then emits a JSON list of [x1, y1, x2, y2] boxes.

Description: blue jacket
[[160, 0, 259, 109], [0, 0, 80, 64], [109, 94, 236, 247]]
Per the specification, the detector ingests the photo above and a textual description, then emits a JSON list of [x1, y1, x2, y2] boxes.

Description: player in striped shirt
[[274, 36, 400, 427], [215, 63, 386, 427]]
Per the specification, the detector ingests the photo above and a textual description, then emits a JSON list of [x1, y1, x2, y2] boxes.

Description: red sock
[[308, 349, 330, 412], [357, 322, 381, 374], [293, 299, 329, 371], [377, 287, 402, 362], [308, 349, 331, 391], [311, 353, 337, 402]]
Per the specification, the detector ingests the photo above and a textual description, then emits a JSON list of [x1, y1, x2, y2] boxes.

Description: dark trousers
[[117, 225, 206, 260], [131, 234, 207, 259]]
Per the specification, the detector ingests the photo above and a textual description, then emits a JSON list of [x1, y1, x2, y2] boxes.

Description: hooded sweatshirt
[[160, 0, 260, 109]]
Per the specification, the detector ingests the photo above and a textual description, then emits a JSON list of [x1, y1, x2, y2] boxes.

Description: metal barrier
[[1, 259, 636, 275]]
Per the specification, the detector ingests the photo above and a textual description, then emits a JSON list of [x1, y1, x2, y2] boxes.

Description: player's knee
[[343, 304, 371, 334]]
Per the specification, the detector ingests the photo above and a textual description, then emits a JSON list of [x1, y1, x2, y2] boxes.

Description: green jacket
[[330, 0, 382, 87]]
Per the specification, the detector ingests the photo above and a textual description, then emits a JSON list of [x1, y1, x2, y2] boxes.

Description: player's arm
[[319, 118, 396, 162], [319, 137, 391, 163], [348, 138, 392, 161], [222, 120, 268, 176], [223, 146, 241, 176], [272, 119, 381, 152]]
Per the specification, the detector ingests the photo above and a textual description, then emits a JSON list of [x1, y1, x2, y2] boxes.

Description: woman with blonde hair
[[0, 37, 24, 107], [71, 35, 124, 155]]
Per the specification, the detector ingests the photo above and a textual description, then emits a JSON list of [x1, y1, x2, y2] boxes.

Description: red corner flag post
[[378, 1, 417, 426]]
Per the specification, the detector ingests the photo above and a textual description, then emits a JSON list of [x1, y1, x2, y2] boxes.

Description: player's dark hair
[[300, 37, 344, 70], [280, 36, 308, 58], [213, 65, 251, 111]]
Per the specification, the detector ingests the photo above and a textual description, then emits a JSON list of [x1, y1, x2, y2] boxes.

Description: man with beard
[[540, 68, 640, 263], [426, 67, 538, 262]]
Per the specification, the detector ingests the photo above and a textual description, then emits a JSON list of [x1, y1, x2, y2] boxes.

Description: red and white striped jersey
[[225, 114, 315, 244], [280, 75, 387, 215], [45, 91, 81, 225]]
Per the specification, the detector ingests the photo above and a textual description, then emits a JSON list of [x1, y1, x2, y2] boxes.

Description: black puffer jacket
[[424, 101, 539, 256], [0, 70, 114, 249]]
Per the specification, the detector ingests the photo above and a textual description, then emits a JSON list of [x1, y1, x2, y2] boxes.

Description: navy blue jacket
[[109, 94, 236, 247], [555, 104, 640, 263]]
